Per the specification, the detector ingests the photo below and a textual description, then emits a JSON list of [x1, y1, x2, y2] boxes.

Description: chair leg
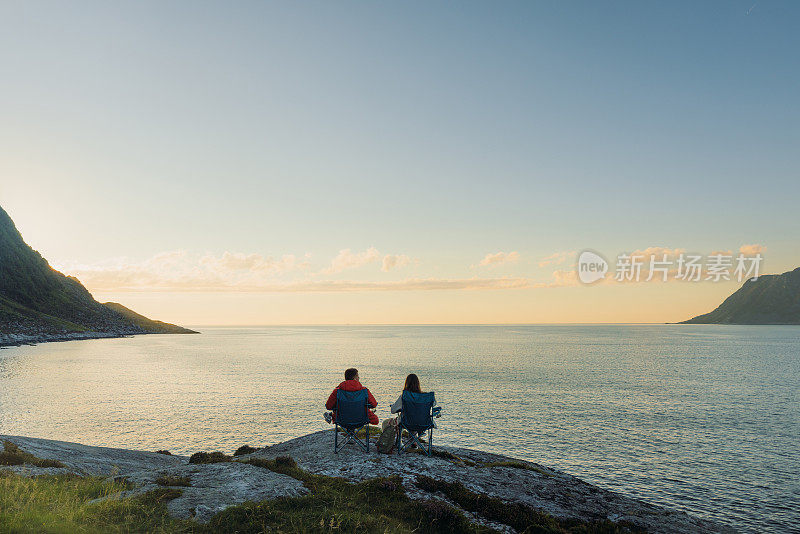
[[337, 425, 372, 453], [356, 427, 367, 452], [412, 432, 423, 453]]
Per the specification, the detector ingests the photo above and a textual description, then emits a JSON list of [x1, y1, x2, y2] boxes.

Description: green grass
[[233, 445, 258, 456], [188, 451, 231, 464], [1, 464, 494, 534], [403, 446, 481, 467], [0, 441, 66, 468], [218, 456, 492, 533], [0, 471, 196, 533], [483, 460, 553, 476], [155, 474, 192, 487], [414, 475, 643, 534]]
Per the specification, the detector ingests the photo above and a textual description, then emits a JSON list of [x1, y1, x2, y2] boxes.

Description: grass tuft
[[240, 456, 305, 480], [0, 471, 194, 533], [233, 445, 258, 457], [407, 446, 482, 467], [483, 460, 553, 476], [0, 441, 66, 468], [139, 487, 184, 504], [188, 451, 231, 464], [155, 474, 192, 487]]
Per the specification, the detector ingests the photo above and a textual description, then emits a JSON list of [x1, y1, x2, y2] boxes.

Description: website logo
[[577, 250, 608, 284]]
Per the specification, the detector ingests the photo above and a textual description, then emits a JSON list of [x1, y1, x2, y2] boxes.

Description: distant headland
[[0, 205, 196, 347], [681, 267, 800, 325]]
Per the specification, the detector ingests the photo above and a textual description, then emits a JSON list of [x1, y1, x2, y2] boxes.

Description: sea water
[[1, 325, 798, 532]]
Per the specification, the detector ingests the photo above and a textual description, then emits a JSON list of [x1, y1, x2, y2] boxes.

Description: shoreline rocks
[[0, 330, 132, 348]]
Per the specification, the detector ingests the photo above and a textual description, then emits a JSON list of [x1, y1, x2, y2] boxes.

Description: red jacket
[[326, 380, 379, 425]]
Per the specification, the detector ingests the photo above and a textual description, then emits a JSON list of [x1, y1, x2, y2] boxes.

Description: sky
[[1, 1, 798, 325]]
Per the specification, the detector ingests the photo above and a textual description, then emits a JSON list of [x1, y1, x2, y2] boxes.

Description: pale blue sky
[[1, 1, 798, 323]]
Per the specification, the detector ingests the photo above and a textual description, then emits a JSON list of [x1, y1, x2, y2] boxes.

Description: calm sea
[[1, 325, 798, 532]]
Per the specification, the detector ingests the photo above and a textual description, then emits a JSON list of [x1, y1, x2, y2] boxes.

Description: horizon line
[[175, 322, 800, 328]]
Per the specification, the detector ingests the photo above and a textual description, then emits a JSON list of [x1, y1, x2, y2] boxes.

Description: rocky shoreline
[[0, 330, 135, 348], [0, 431, 731, 533]]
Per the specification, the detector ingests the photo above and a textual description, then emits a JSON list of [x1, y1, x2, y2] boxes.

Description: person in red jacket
[[324, 368, 379, 425]]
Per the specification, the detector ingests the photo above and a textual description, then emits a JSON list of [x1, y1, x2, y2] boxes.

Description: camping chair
[[333, 389, 372, 453], [396, 390, 441, 456]]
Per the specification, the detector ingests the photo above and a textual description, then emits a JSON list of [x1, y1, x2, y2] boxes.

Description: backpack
[[376, 421, 397, 454]]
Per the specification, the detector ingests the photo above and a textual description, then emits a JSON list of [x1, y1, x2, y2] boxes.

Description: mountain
[[0, 204, 196, 345], [103, 302, 195, 334], [681, 267, 800, 324]]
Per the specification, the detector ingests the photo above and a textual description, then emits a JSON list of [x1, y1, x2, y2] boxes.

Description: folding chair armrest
[[431, 406, 442, 417]]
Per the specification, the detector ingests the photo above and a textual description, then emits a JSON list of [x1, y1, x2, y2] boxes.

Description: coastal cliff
[[0, 205, 195, 347], [681, 267, 800, 324], [0, 431, 729, 533]]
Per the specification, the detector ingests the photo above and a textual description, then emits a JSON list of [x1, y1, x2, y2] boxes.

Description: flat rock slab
[[246, 430, 731, 534], [125, 462, 308, 523], [1, 434, 182, 476]]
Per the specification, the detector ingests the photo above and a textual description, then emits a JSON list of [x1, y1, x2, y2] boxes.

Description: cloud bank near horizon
[[53, 244, 768, 294], [54, 249, 548, 293]]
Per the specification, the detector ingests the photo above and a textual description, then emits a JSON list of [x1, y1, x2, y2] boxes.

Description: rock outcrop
[[0, 434, 306, 523], [0, 431, 730, 533]]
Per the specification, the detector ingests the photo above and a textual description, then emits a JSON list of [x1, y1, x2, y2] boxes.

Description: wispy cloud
[[709, 249, 732, 257], [538, 251, 575, 267], [320, 248, 414, 274], [321, 247, 381, 274], [200, 251, 310, 274], [739, 243, 766, 255], [282, 277, 535, 293], [626, 247, 686, 259], [60, 263, 545, 293], [54, 243, 766, 294], [550, 269, 580, 287], [55, 248, 421, 293], [54, 250, 310, 292], [382, 254, 412, 272], [476, 251, 520, 268]]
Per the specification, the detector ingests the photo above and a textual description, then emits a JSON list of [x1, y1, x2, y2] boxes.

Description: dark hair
[[404, 373, 422, 393], [345, 368, 359, 381]]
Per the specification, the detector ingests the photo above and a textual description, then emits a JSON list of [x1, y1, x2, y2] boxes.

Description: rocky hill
[[681, 267, 800, 324], [0, 204, 195, 346]]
